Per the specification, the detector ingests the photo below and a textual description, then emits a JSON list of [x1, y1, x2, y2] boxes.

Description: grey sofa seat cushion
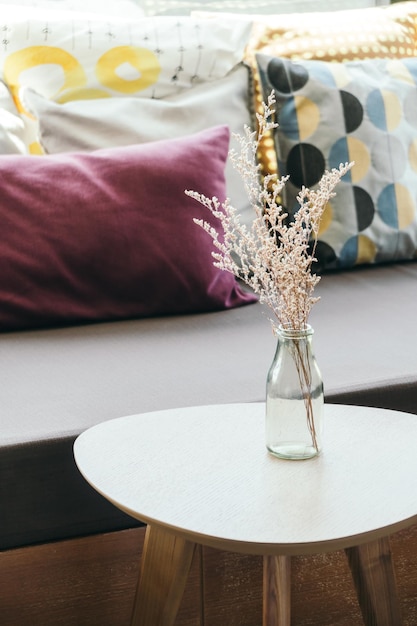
[[312, 261, 417, 414], [0, 304, 273, 549], [1, 262, 417, 549]]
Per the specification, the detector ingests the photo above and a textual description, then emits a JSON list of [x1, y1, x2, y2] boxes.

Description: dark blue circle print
[[340, 91, 363, 133], [354, 186, 375, 232], [287, 143, 325, 188], [267, 58, 309, 94]]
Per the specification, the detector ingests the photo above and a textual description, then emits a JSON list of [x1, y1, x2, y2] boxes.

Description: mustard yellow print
[[347, 137, 371, 183], [357, 235, 377, 265], [95, 46, 160, 94], [58, 88, 112, 103], [328, 63, 351, 89], [395, 184, 415, 230], [386, 59, 415, 86], [4, 46, 86, 111], [295, 96, 320, 141], [409, 138, 417, 174], [381, 90, 403, 132], [29, 141, 44, 155]]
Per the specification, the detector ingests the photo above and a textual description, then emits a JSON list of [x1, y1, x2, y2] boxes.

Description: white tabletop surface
[[74, 403, 417, 556]]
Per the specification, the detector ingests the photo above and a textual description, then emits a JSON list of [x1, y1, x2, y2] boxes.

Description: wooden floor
[[1, 524, 417, 625]]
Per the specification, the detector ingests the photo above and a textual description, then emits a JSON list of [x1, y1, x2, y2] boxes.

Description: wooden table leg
[[345, 536, 402, 626], [263, 554, 291, 626], [130, 524, 196, 626]]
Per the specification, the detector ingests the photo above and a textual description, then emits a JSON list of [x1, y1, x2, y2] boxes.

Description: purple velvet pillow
[[0, 125, 256, 331]]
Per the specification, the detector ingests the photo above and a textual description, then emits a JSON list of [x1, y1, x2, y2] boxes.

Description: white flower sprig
[[186, 92, 353, 332]]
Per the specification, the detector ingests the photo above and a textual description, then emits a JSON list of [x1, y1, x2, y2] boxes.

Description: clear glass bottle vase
[[266, 324, 324, 460]]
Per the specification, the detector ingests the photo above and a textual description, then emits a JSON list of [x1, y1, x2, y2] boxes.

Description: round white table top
[[74, 403, 417, 556]]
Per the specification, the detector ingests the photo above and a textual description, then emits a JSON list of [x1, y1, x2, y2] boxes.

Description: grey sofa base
[[2, 261, 417, 550]]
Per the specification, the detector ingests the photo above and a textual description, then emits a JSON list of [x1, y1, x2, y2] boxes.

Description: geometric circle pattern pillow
[[247, 1, 417, 182], [256, 53, 417, 271], [0, 7, 251, 153], [0, 9, 250, 105]]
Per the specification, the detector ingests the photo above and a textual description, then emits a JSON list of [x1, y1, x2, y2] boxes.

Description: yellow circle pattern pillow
[[0, 8, 251, 152], [0, 13, 247, 104]]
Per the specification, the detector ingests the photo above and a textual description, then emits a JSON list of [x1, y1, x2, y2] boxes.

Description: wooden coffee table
[[74, 403, 417, 625]]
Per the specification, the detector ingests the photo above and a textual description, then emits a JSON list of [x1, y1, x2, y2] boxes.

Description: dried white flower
[[186, 92, 353, 332]]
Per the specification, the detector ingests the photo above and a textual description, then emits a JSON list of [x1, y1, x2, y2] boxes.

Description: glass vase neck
[[276, 324, 313, 339]]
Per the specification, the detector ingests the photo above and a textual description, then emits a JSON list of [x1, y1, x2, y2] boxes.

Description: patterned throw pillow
[[246, 1, 417, 179], [256, 54, 417, 271], [0, 8, 251, 153], [0, 10, 250, 105]]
